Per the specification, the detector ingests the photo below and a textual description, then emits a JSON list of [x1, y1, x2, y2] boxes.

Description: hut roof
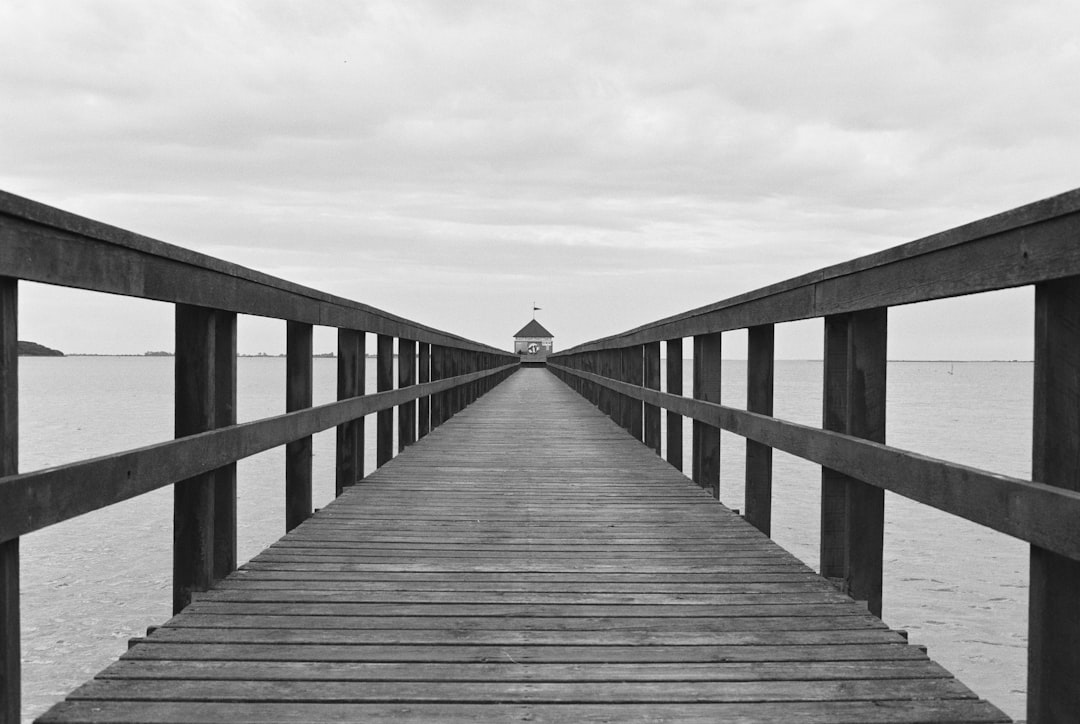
[[513, 320, 554, 338]]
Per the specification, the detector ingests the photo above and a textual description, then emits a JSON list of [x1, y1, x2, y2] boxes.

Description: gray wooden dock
[[39, 368, 1008, 723]]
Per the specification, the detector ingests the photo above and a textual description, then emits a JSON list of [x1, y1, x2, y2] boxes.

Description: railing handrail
[[0, 191, 521, 724], [547, 185, 1080, 723], [0, 189, 505, 353], [558, 187, 1080, 352], [0, 363, 517, 544], [551, 365, 1080, 561]]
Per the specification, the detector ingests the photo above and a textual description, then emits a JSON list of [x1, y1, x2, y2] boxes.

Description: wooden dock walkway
[[38, 368, 1008, 723]]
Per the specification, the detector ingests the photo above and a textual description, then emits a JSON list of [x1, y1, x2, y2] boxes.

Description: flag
[[533, 305, 541, 311]]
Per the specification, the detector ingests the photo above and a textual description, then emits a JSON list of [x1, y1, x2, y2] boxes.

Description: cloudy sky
[[2, 0, 1077, 357]]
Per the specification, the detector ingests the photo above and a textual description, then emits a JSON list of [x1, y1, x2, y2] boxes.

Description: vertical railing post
[[398, 338, 416, 451], [376, 334, 394, 467], [644, 342, 661, 454], [666, 338, 683, 471], [430, 345, 445, 429], [0, 278, 18, 724], [692, 332, 722, 498], [629, 345, 644, 442], [286, 321, 313, 532], [1028, 276, 1080, 723], [820, 309, 886, 617], [418, 342, 431, 438], [336, 329, 364, 495], [212, 311, 237, 581], [745, 324, 775, 536], [174, 304, 234, 613]]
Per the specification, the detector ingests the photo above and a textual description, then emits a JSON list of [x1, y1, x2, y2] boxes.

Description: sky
[[2, 0, 1077, 358]]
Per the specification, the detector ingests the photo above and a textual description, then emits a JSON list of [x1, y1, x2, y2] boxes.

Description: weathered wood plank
[[38, 700, 1011, 724], [376, 334, 394, 467]]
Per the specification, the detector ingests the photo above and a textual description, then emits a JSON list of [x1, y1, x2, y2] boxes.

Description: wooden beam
[[550, 364, 1080, 564], [693, 333, 722, 498], [173, 304, 217, 614], [843, 308, 886, 618], [627, 346, 644, 441], [643, 343, 661, 455], [665, 338, 683, 472], [744, 324, 774, 537], [335, 329, 364, 496], [820, 315, 850, 582], [285, 321, 313, 532], [211, 311, 237, 582], [0, 278, 17, 724], [1028, 275, 1080, 722], [376, 335, 394, 467], [418, 343, 430, 439], [398, 339, 416, 452], [0, 191, 512, 355], [0, 365, 519, 543]]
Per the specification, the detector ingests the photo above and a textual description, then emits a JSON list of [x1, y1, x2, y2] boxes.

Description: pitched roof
[[514, 319, 553, 338]]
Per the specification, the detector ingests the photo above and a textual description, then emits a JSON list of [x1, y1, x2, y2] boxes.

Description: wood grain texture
[[39, 369, 1006, 724]]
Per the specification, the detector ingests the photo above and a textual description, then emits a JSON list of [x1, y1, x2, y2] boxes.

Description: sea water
[[17, 357, 1030, 721]]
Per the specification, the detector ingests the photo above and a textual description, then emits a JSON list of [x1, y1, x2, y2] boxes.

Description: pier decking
[[39, 369, 1008, 723]]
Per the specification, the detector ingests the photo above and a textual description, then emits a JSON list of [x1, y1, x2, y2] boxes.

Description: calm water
[[18, 357, 1030, 721]]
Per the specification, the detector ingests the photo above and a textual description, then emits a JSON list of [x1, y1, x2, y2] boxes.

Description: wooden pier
[[6, 189, 1080, 722], [38, 369, 1006, 723]]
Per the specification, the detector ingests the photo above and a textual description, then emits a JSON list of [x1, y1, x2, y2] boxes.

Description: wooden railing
[[0, 191, 518, 723], [548, 187, 1080, 724]]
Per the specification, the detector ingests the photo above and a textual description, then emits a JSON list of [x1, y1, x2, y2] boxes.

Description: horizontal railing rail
[[0, 191, 519, 724], [548, 186, 1080, 724], [0, 364, 516, 544]]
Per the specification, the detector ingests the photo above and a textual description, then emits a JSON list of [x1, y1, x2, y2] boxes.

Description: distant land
[[18, 341, 63, 356]]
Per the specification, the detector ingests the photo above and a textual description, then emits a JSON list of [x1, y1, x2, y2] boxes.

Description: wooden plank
[[66, 677, 976, 703], [376, 334, 394, 467], [38, 700, 1011, 724], [0, 277, 16, 724], [335, 329, 364, 495], [96, 659, 949, 681], [285, 321, 313, 532], [1028, 275, 1080, 722], [692, 333, 721, 497], [744, 324, 773, 536]]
